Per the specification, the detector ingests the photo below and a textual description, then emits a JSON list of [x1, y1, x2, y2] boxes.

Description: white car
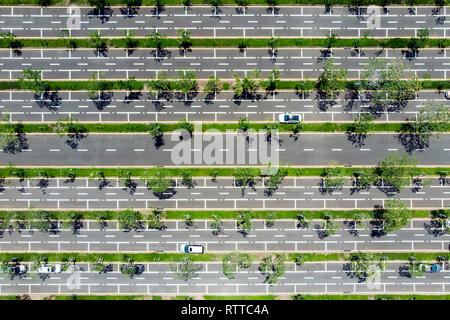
[[278, 113, 301, 124], [180, 244, 204, 254], [37, 264, 62, 274], [445, 91, 450, 100]]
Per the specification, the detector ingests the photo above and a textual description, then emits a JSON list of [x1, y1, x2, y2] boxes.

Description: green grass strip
[[1, 37, 449, 49], [0, 122, 413, 133], [0, 80, 448, 90], [2, 167, 450, 177], [0, 0, 448, 6], [1, 252, 448, 263], [1, 167, 449, 178], [0, 209, 443, 220]]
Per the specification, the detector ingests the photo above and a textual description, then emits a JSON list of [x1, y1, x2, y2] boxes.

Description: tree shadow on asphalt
[[2, 123, 29, 154], [91, 92, 113, 110], [87, 7, 113, 23], [315, 91, 337, 112], [66, 128, 88, 149], [123, 91, 142, 104], [150, 49, 172, 61], [34, 91, 62, 111], [119, 5, 141, 18]]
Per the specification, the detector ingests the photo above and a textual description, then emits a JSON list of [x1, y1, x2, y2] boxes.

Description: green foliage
[[350, 252, 387, 282], [234, 168, 258, 192], [148, 72, 172, 96], [203, 75, 221, 95], [183, 213, 193, 227], [89, 30, 107, 52], [176, 29, 192, 51], [87, 72, 110, 100], [180, 169, 193, 187], [321, 161, 345, 191], [232, 69, 261, 98], [117, 209, 143, 231], [317, 59, 348, 99], [236, 210, 253, 234], [361, 58, 421, 105], [325, 32, 339, 49], [176, 69, 198, 94], [146, 30, 167, 49], [0, 113, 20, 149], [222, 252, 252, 279], [258, 254, 286, 284], [19, 68, 49, 95], [143, 169, 173, 195], [238, 117, 250, 132], [0, 32, 22, 50], [373, 153, 418, 191], [147, 208, 166, 230], [378, 199, 411, 234], [320, 212, 340, 237], [210, 214, 223, 235], [169, 257, 202, 281]]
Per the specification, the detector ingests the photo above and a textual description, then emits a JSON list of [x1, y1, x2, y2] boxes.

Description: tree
[[377, 199, 411, 234], [52, 116, 87, 140], [149, 122, 162, 138], [147, 208, 166, 230], [319, 212, 339, 237], [235, 0, 250, 8], [350, 252, 387, 282], [122, 0, 143, 15], [263, 166, 287, 195], [58, 29, 77, 50], [209, 0, 223, 7], [178, 120, 194, 135], [268, 36, 279, 53], [30, 211, 55, 232], [361, 58, 421, 106], [96, 211, 109, 230], [258, 253, 286, 284], [347, 113, 374, 146], [89, 30, 107, 52], [232, 69, 261, 99], [372, 153, 418, 191], [325, 32, 339, 49], [266, 67, 280, 92], [92, 257, 111, 273], [122, 30, 138, 52], [233, 168, 258, 192], [295, 255, 306, 266], [0, 32, 23, 51], [238, 117, 250, 133], [87, 72, 110, 100], [317, 58, 348, 99], [210, 214, 223, 235], [180, 169, 193, 187], [19, 68, 49, 96], [88, 0, 110, 14], [400, 102, 449, 147], [148, 72, 172, 97], [142, 169, 173, 195], [320, 161, 345, 192], [169, 257, 202, 281], [118, 76, 142, 93], [236, 210, 253, 235], [176, 69, 198, 99], [183, 213, 193, 228], [0, 113, 21, 150], [203, 75, 221, 96], [117, 209, 143, 231], [146, 30, 168, 51], [176, 29, 192, 52], [222, 252, 252, 279], [265, 212, 276, 228]]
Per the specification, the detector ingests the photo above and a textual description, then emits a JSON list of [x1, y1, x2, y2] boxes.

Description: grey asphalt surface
[[1, 48, 448, 80], [0, 218, 448, 253], [1, 177, 449, 210], [1, 90, 448, 123], [0, 6, 448, 38], [1, 133, 449, 166], [0, 262, 448, 295]]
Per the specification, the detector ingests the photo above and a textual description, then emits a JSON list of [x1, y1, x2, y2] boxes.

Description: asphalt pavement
[[0, 6, 448, 38], [0, 262, 448, 295], [0, 218, 448, 253], [0, 133, 449, 166], [0, 177, 449, 210], [0, 48, 447, 80], [1, 90, 448, 123]]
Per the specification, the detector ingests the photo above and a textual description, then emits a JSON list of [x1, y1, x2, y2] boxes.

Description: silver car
[[37, 264, 62, 274], [278, 113, 301, 124]]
